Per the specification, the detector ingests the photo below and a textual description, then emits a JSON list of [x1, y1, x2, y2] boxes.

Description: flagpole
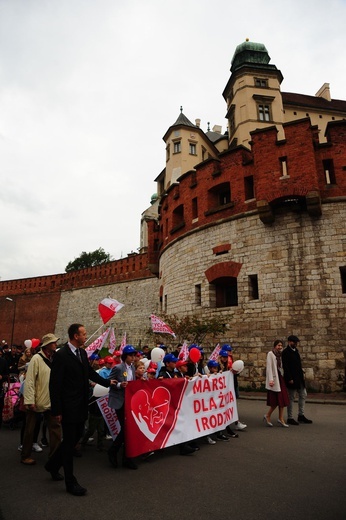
[[85, 323, 106, 345]]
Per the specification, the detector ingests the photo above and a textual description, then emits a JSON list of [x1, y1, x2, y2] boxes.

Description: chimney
[[195, 118, 201, 128], [212, 125, 222, 134], [315, 83, 331, 102]]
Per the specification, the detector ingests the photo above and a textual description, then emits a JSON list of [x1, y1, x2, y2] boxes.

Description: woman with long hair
[[264, 340, 290, 427]]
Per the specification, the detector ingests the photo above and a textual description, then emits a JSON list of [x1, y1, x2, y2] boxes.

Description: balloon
[[142, 358, 151, 369], [31, 338, 41, 348], [93, 384, 109, 398], [24, 339, 32, 349], [151, 347, 165, 363], [189, 347, 201, 363], [232, 360, 244, 374]]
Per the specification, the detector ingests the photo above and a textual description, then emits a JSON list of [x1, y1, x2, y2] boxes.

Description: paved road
[[0, 399, 345, 520]]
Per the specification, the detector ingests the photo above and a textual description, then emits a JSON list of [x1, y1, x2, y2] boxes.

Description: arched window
[[209, 276, 238, 308]]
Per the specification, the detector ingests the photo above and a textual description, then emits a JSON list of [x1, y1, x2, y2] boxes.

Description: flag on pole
[[119, 332, 127, 354], [108, 327, 117, 354], [178, 341, 189, 361], [98, 298, 124, 324], [150, 314, 176, 337], [85, 329, 110, 357], [208, 343, 221, 361]]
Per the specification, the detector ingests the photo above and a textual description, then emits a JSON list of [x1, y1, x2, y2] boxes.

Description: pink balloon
[[189, 347, 201, 364]]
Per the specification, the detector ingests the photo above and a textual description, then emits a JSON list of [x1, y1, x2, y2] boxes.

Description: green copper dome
[[231, 40, 270, 72]]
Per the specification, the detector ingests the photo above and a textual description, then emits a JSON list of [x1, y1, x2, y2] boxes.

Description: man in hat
[[21, 333, 62, 467], [282, 335, 313, 425]]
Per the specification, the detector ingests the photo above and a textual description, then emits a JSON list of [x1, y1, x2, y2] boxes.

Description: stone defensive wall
[[0, 252, 159, 346], [155, 118, 346, 392]]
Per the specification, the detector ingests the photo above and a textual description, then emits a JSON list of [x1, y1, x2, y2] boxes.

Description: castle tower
[[223, 39, 285, 148]]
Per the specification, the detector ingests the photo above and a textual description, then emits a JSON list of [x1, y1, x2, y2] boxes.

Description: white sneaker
[[235, 421, 247, 431], [32, 443, 43, 452], [206, 436, 216, 445], [105, 435, 112, 440], [88, 437, 94, 442], [18, 445, 23, 451]]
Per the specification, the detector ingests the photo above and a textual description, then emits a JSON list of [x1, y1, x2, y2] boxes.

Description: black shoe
[[123, 457, 138, 470], [108, 448, 118, 468], [226, 427, 239, 438], [51, 472, 64, 481], [298, 415, 313, 424], [189, 441, 200, 451], [216, 433, 230, 442], [287, 418, 299, 425], [44, 462, 63, 481], [41, 438, 49, 447], [66, 483, 87, 496], [179, 445, 195, 456]]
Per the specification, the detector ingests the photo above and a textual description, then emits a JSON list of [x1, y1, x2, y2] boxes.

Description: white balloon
[[93, 384, 109, 398], [142, 358, 150, 369], [232, 360, 244, 374], [151, 347, 164, 363], [24, 339, 32, 349]]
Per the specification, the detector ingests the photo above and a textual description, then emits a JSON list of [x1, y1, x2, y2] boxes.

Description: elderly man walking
[[21, 333, 62, 467]]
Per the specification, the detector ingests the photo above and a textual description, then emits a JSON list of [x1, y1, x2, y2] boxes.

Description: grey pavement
[[0, 398, 345, 520]]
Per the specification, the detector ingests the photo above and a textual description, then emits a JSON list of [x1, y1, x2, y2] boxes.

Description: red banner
[[125, 372, 237, 458]]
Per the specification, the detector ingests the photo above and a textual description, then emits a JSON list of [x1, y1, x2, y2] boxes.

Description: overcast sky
[[1, 0, 345, 282]]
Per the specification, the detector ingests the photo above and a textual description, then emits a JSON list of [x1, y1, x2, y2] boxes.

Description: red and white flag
[[119, 332, 127, 354], [150, 314, 176, 337], [85, 329, 110, 357], [178, 341, 189, 361], [208, 343, 221, 361], [108, 327, 117, 354], [98, 298, 124, 324]]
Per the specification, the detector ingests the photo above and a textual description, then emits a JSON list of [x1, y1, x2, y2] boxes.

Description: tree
[[147, 313, 232, 346], [65, 248, 112, 272]]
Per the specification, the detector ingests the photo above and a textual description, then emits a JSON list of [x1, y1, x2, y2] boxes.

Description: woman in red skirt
[[264, 340, 290, 427]]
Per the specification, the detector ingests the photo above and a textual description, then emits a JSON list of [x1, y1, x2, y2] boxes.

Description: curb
[[239, 395, 346, 405]]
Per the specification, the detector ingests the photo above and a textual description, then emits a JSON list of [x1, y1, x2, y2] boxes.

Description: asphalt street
[[0, 399, 345, 520]]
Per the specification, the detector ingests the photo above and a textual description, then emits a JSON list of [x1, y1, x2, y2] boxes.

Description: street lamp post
[[5, 297, 16, 347]]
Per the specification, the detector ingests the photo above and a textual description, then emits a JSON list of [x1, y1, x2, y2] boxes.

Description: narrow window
[[202, 146, 207, 161], [249, 274, 259, 300], [323, 159, 336, 185], [280, 156, 288, 177], [189, 143, 197, 155], [164, 294, 167, 312], [192, 197, 198, 219], [340, 267, 346, 294], [195, 284, 201, 306], [173, 141, 181, 154], [166, 144, 170, 162], [244, 175, 254, 200]]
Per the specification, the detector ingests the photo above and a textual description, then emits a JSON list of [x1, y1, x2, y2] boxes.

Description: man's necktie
[[76, 348, 82, 363]]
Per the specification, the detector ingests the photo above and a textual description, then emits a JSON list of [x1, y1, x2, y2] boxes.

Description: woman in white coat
[[264, 340, 290, 427]]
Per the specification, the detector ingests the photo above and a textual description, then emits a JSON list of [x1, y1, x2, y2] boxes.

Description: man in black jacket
[[282, 335, 313, 425], [48, 323, 114, 496]]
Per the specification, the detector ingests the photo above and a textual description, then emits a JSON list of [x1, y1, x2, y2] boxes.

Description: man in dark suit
[[48, 323, 114, 496], [108, 344, 137, 469]]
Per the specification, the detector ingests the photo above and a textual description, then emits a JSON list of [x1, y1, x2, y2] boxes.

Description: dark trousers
[[47, 421, 84, 488], [21, 410, 61, 460]]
